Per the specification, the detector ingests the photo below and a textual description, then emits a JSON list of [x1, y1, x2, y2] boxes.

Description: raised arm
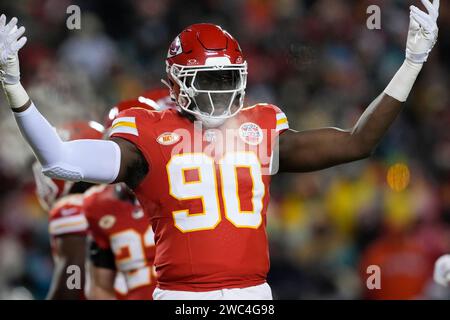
[[278, 0, 439, 173], [279, 94, 401, 172], [0, 15, 146, 186]]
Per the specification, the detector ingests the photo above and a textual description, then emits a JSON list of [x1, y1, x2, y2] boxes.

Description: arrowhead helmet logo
[[168, 36, 183, 58]]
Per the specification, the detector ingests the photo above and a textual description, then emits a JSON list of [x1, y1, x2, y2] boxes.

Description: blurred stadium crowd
[[0, 0, 448, 299]]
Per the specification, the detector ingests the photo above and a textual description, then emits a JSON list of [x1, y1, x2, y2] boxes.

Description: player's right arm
[[86, 240, 117, 300], [0, 15, 147, 187]]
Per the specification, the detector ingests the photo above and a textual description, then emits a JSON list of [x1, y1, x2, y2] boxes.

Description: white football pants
[[153, 282, 273, 300]]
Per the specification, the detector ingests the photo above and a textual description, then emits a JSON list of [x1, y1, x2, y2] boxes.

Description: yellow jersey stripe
[[109, 126, 139, 137], [112, 121, 137, 129], [276, 118, 288, 125], [276, 122, 289, 132], [112, 116, 136, 126]]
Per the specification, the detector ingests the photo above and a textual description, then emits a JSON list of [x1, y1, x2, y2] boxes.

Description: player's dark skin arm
[[110, 94, 402, 179], [278, 93, 402, 172], [86, 264, 116, 300], [110, 137, 149, 188], [46, 234, 86, 300], [87, 239, 118, 299]]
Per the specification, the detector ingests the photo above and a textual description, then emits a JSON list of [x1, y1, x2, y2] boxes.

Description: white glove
[[384, 0, 439, 102], [434, 254, 450, 287], [0, 15, 27, 85], [406, 0, 439, 64]]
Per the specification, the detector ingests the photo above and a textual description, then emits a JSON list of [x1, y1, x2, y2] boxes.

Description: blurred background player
[[33, 120, 104, 299], [34, 89, 171, 300], [104, 88, 176, 129], [84, 183, 156, 300], [84, 89, 174, 300]]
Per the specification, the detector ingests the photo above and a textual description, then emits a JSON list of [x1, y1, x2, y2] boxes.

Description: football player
[[32, 121, 103, 300], [103, 88, 175, 130], [84, 183, 156, 300], [35, 93, 170, 300], [85, 94, 169, 300], [0, 0, 440, 299]]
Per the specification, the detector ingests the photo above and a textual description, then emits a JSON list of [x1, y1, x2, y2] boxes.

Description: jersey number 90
[[167, 152, 265, 233]]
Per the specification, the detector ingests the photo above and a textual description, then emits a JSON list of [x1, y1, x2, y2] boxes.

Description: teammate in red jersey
[[84, 89, 171, 300], [84, 184, 156, 300], [2, 1, 440, 299], [34, 92, 170, 300], [104, 88, 176, 129], [32, 121, 104, 300]]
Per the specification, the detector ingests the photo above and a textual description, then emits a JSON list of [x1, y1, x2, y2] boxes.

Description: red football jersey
[[83, 184, 156, 300], [47, 194, 87, 300], [48, 194, 88, 238], [109, 104, 289, 291]]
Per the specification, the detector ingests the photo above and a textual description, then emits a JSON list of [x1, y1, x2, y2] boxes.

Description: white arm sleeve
[[13, 103, 121, 184], [383, 60, 422, 102]]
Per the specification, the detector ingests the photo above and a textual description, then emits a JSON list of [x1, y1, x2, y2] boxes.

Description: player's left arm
[[278, 0, 439, 172], [46, 234, 86, 300]]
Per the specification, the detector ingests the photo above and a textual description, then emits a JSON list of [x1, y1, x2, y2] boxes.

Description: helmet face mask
[[168, 62, 247, 127], [164, 23, 248, 128]]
